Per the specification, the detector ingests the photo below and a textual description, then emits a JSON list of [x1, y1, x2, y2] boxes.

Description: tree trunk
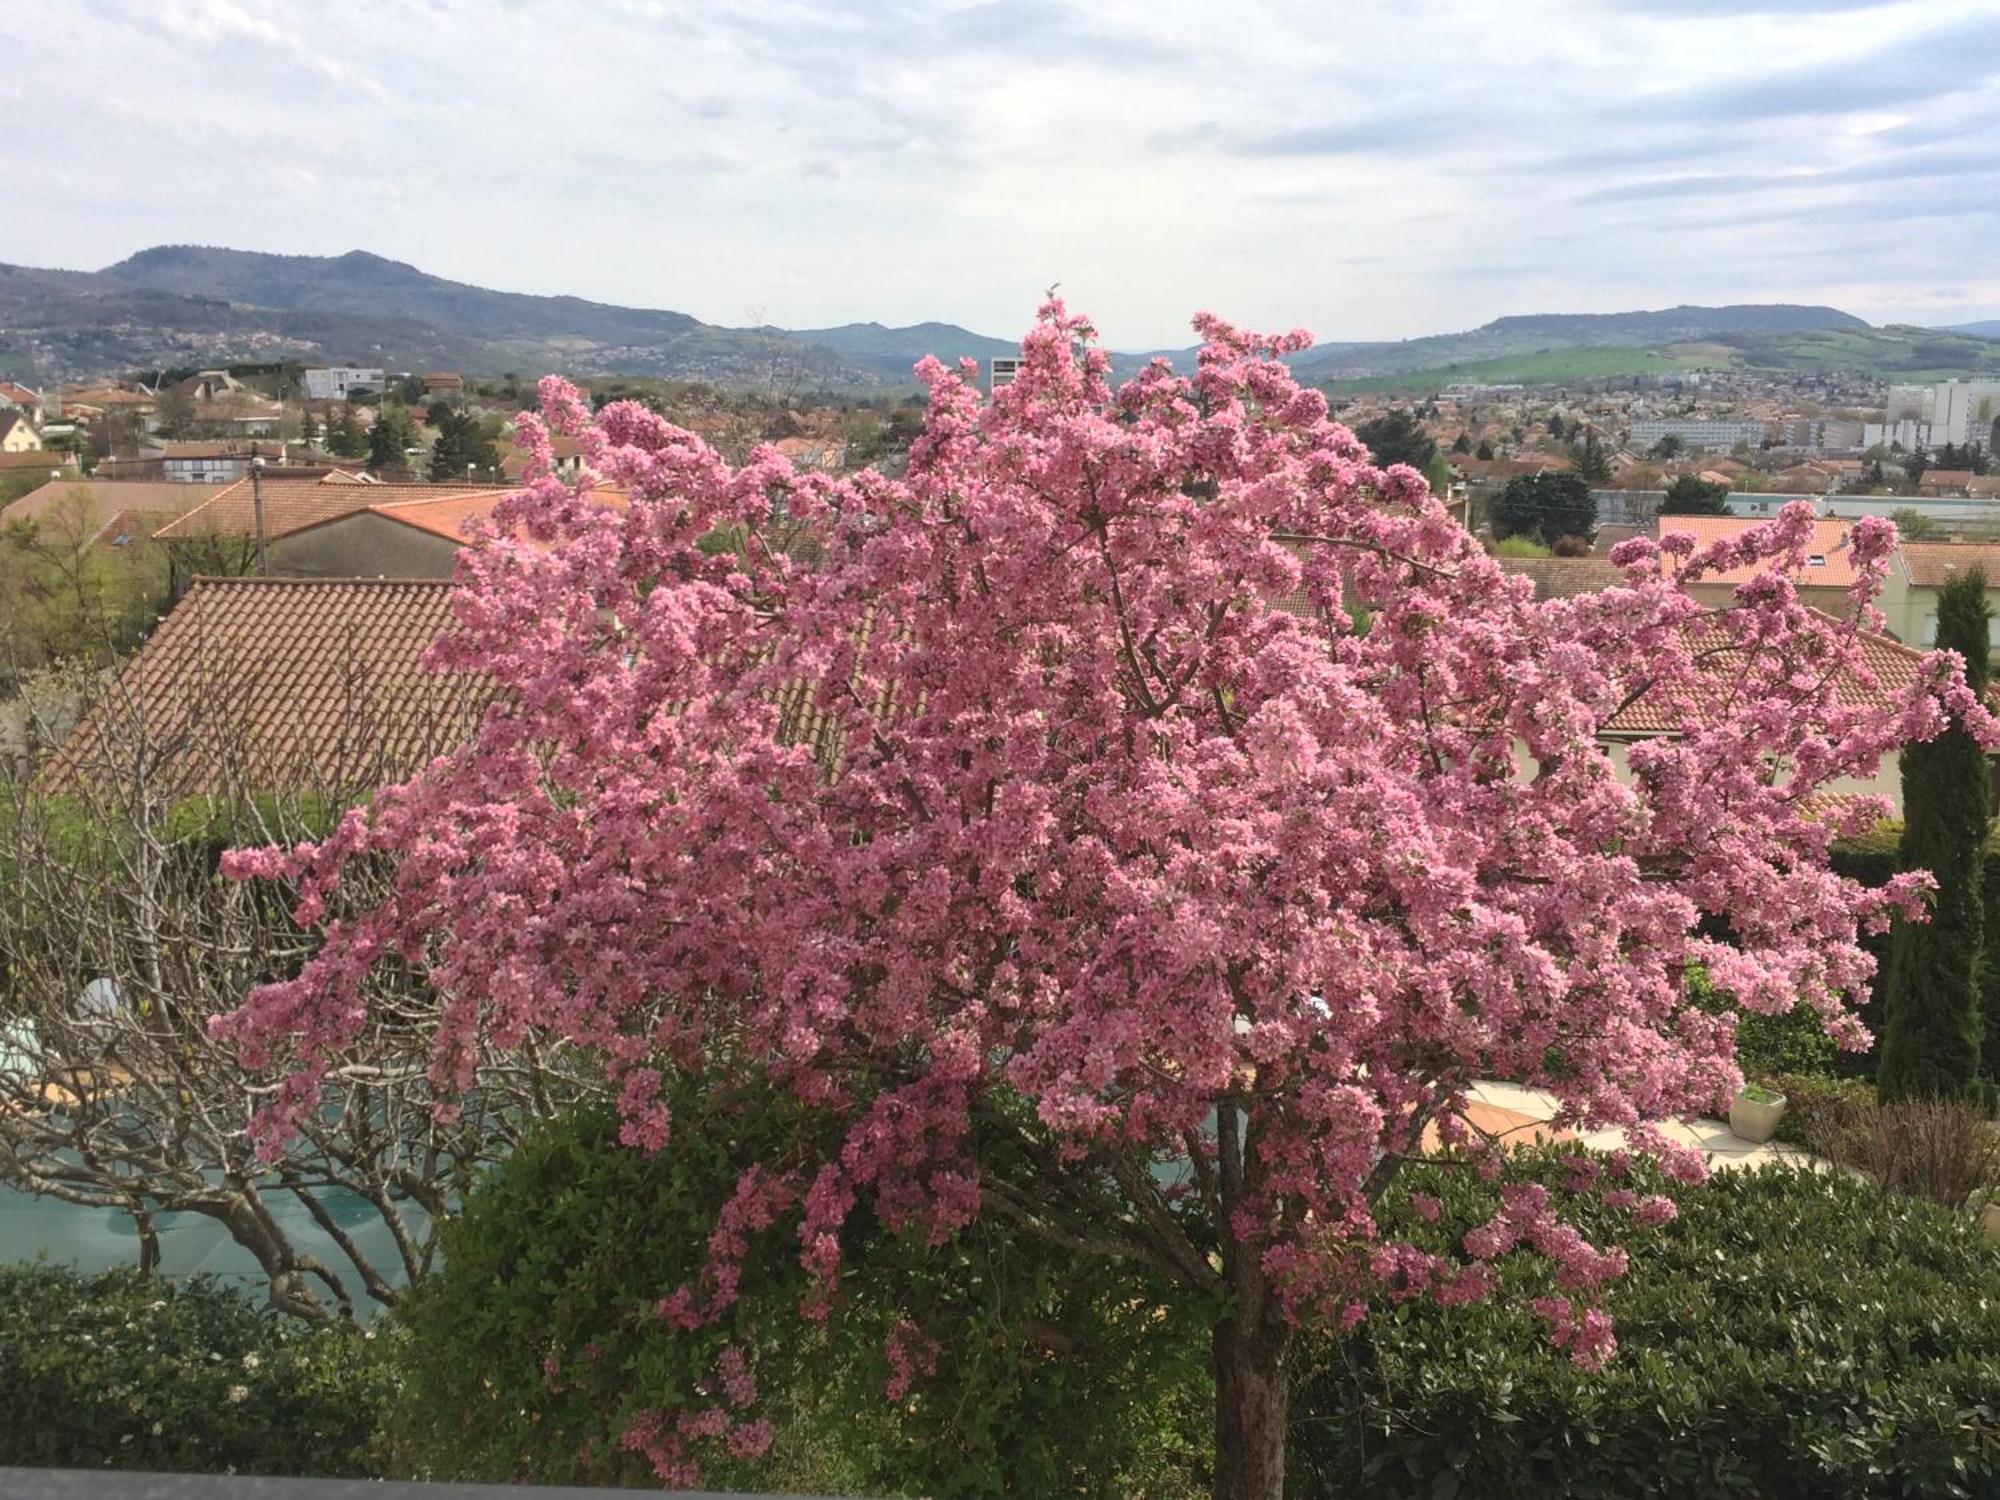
[[1213, 1309, 1291, 1500]]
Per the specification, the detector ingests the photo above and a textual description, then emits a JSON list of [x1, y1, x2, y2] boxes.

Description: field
[[1326, 342, 1736, 393]]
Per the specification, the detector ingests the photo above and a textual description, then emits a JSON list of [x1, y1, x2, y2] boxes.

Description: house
[[498, 430, 587, 481], [1889, 544, 2000, 646], [0, 450, 75, 480], [42, 577, 491, 798], [270, 485, 632, 578], [152, 473, 509, 549], [102, 442, 288, 484], [268, 487, 522, 577], [0, 410, 42, 453], [0, 381, 42, 416], [1918, 469, 1977, 497], [178, 370, 245, 403], [422, 373, 464, 396], [1496, 557, 1626, 600], [301, 366, 386, 402], [0, 479, 225, 549], [1652, 513, 1879, 618], [1580, 617, 1934, 815]]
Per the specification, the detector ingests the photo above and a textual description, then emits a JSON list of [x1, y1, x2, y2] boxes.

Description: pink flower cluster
[[211, 298, 1995, 1455]]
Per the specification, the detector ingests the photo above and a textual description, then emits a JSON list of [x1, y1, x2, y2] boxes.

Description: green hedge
[[1291, 1156, 2000, 1500], [0, 1265, 394, 1477], [386, 1097, 1209, 1499]]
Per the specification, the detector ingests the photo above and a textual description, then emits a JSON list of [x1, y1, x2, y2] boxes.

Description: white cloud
[[0, 0, 1997, 343]]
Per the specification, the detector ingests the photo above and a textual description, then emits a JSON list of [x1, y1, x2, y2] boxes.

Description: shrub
[[1764, 1069, 1875, 1147], [1802, 1094, 2000, 1210], [1291, 1155, 2000, 1499], [387, 1097, 1209, 1499], [0, 1265, 393, 1476]]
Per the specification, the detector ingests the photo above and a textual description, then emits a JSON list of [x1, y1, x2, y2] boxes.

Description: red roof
[[154, 476, 513, 542], [1655, 514, 1863, 588], [1900, 543, 2000, 589], [1606, 614, 1925, 735], [44, 577, 491, 796]]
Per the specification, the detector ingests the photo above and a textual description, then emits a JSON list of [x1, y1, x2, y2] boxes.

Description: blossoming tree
[[216, 304, 1986, 1500]]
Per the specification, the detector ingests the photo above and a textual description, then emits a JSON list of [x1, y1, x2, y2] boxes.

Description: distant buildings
[[301, 366, 386, 402], [1628, 418, 1767, 452], [1864, 380, 2000, 451], [990, 356, 1025, 393], [0, 410, 43, 454]]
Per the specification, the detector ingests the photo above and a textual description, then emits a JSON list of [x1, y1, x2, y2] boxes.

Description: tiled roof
[[44, 578, 491, 797], [1654, 514, 1862, 588], [1920, 469, 1976, 489], [154, 476, 513, 542], [0, 449, 74, 473], [1497, 557, 1626, 600], [1606, 615, 1925, 735], [1, 479, 223, 541], [0, 381, 40, 406], [1900, 542, 2000, 589]]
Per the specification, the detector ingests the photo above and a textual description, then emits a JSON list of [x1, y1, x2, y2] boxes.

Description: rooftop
[[44, 577, 491, 798]]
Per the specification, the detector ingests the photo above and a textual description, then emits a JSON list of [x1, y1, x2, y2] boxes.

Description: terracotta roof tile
[[1496, 557, 1625, 599], [1607, 613, 1924, 735], [154, 477, 514, 542], [1900, 542, 2000, 589], [44, 578, 491, 797], [1655, 514, 1863, 588], [2, 479, 224, 541]]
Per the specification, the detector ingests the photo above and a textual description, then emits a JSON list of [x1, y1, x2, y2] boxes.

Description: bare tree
[[0, 630, 596, 1319]]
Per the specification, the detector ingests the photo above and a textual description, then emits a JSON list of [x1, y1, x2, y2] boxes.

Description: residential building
[[422, 372, 464, 396], [0, 381, 44, 418], [152, 473, 508, 547], [42, 578, 490, 798], [0, 479, 225, 549], [990, 356, 1025, 393], [1650, 513, 1878, 618], [1888, 544, 2000, 646], [1918, 469, 1978, 497], [1865, 381, 2000, 451], [1628, 419, 1767, 453], [301, 366, 386, 402], [0, 410, 43, 453]]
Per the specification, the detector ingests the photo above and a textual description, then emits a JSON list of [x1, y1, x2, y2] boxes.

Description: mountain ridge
[[0, 242, 1953, 388]]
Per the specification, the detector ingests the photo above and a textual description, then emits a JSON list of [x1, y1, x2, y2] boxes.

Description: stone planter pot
[[1728, 1089, 1787, 1144]]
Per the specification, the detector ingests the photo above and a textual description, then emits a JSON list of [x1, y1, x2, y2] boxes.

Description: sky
[[4, 0, 2000, 349]]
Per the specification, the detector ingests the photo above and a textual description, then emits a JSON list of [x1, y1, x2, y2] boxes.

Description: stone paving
[[1466, 1079, 1813, 1171]]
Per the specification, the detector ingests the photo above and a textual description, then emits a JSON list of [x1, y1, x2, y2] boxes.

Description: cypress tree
[[1879, 567, 1991, 1101]]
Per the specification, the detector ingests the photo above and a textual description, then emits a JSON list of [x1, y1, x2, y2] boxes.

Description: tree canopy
[[215, 304, 1987, 1500], [1660, 475, 1730, 516], [1490, 470, 1596, 547]]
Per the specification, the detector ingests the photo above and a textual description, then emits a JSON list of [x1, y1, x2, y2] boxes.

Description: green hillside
[[1326, 343, 1736, 393]]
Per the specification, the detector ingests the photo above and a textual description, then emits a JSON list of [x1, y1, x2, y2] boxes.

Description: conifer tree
[[1880, 567, 1991, 1101]]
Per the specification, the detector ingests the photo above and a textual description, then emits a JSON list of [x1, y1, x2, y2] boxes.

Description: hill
[[1941, 320, 2000, 340], [2, 245, 1991, 390]]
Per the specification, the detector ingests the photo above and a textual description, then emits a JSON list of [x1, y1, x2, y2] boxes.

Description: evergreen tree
[[1573, 430, 1613, 484], [326, 408, 366, 460], [430, 412, 501, 481], [1547, 413, 1566, 440], [1660, 475, 1730, 515], [1452, 432, 1472, 455], [1489, 471, 1595, 548], [1352, 409, 1437, 473], [1879, 568, 1991, 1102], [1475, 439, 1495, 461], [369, 404, 415, 475]]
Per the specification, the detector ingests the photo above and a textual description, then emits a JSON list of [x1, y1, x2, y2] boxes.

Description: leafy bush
[[388, 1096, 1209, 1498], [1290, 1156, 2000, 1499], [1764, 1069, 1875, 1147], [1686, 964, 1839, 1080], [0, 1265, 393, 1476]]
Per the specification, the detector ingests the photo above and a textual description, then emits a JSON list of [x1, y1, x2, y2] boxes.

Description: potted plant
[[1729, 1082, 1788, 1144]]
